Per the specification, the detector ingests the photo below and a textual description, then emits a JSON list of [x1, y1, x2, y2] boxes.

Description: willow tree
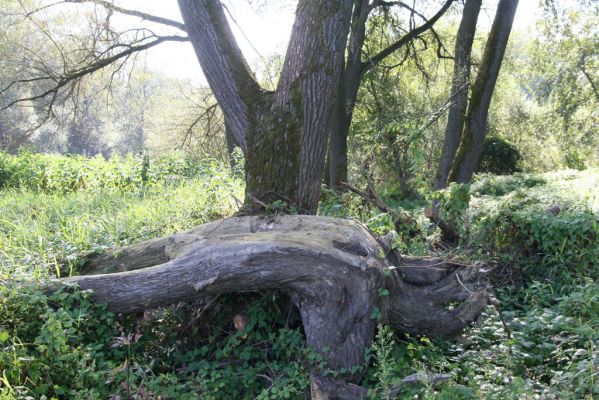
[[176, 0, 354, 213], [5, 1, 489, 398]]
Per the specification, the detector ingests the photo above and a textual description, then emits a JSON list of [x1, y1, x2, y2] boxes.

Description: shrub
[[476, 136, 522, 175]]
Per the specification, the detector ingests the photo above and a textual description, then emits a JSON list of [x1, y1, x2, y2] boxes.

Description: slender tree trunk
[[328, 0, 455, 190], [328, 0, 369, 190], [328, 90, 351, 189], [435, 0, 482, 190], [448, 0, 519, 184]]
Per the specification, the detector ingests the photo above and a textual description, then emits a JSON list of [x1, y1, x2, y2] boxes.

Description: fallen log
[[341, 179, 421, 237], [425, 207, 460, 246], [53, 215, 487, 399]]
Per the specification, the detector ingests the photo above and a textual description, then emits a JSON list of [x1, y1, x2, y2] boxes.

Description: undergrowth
[[1, 153, 597, 399]]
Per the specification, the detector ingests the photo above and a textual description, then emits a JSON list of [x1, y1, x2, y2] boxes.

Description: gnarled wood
[[57, 215, 487, 399]]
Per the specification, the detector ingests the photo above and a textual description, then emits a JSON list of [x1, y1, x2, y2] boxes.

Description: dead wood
[[424, 207, 460, 245], [53, 215, 487, 399], [341, 178, 421, 237]]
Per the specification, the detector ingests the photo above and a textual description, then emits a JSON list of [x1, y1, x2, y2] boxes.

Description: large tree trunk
[[448, 0, 519, 184], [59, 215, 488, 399], [434, 0, 482, 190], [246, 0, 353, 213], [178, 0, 353, 214]]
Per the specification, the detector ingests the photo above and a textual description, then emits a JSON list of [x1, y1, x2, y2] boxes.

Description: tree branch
[[362, 0, 455, 74], [177, 0, 265, 153], [341, 172, 421, 237], [64, 0, 187, 32], [1, 35, 188, 111], [580, 64, 599, 102]]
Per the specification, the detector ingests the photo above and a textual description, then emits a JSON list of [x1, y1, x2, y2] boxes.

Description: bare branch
[[64, 0, 187, 32], [362, 0, 455, 73], [1, 35, 188, 111]]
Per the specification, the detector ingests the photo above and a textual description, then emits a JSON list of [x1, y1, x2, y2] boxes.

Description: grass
[[0, 153, 597, 399], [0, 174, 242, 281]]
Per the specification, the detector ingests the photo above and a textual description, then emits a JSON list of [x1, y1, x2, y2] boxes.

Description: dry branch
[[424, 207, 460, 245], [341, 177, 421, 237]]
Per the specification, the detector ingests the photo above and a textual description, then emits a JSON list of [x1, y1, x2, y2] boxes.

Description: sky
[[111, 0, 540, 84]]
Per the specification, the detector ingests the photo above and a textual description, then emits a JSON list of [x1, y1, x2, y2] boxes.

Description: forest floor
[[0, 152, 597, 399]]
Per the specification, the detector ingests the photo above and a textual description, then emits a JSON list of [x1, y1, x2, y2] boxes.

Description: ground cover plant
[[0, 153, 597, 399]]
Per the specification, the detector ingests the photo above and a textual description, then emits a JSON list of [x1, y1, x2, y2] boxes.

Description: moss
[[244, 84, 303, 213]]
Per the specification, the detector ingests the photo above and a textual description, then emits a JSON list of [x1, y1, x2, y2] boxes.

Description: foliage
[[476, 136, 522, 175], [0, 153, 242, 280], [319, 188, 429, 254], [0, 285, 119, 399], [364, 168, 599, 399], [432, 182, 471, 237], [0, 153, 320, 399], [0, 151, 229, 193], [1, 158, 598, 399], [465, 170, 599, 282]]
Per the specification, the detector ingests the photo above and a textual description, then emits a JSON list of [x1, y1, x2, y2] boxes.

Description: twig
[[389, 373, 453, 397]]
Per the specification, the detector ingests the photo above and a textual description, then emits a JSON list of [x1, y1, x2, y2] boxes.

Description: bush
[[476, 136, 522, 175], [470, 173, 546, 196], [468, 174, 599, 282]]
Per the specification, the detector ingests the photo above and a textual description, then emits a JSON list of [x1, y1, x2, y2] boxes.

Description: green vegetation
[[0, 0, 597, 398], [1, 153, 597, 399]]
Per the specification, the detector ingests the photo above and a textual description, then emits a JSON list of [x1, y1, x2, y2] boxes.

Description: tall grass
[[0, 152, 243, 280]]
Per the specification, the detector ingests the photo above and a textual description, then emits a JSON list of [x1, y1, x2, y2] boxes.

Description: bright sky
[[113, 0, 539, 84], [115, 0, 295, 84]]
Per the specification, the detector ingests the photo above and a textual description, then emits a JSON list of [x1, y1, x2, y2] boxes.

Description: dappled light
[[0, 0, 597, 399]]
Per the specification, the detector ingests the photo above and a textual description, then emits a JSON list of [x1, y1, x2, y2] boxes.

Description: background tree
[[448, 0, 519, 183], [435, 0, 481, 189], [328, 0, 455, 190]]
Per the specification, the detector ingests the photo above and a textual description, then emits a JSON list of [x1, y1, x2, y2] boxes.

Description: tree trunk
[[328, 0, 369, 190], [328, 0, 456, 190], [178, 0, 353, 214], [448, 0, 519, 184], [58, 215, 488, 399], [328, 90, 353, 190], [224, 120, 238, 172], [434, 0, 482, 190]]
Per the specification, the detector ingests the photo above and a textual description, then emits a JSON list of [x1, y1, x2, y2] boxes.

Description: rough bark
[[178, 1, 353, 214], [435, 0, 482, 190], [448, 0, 519, 184], [266, 1, 353, 212], [59, 215, 487, 399], [224, 120, 239, 172]]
